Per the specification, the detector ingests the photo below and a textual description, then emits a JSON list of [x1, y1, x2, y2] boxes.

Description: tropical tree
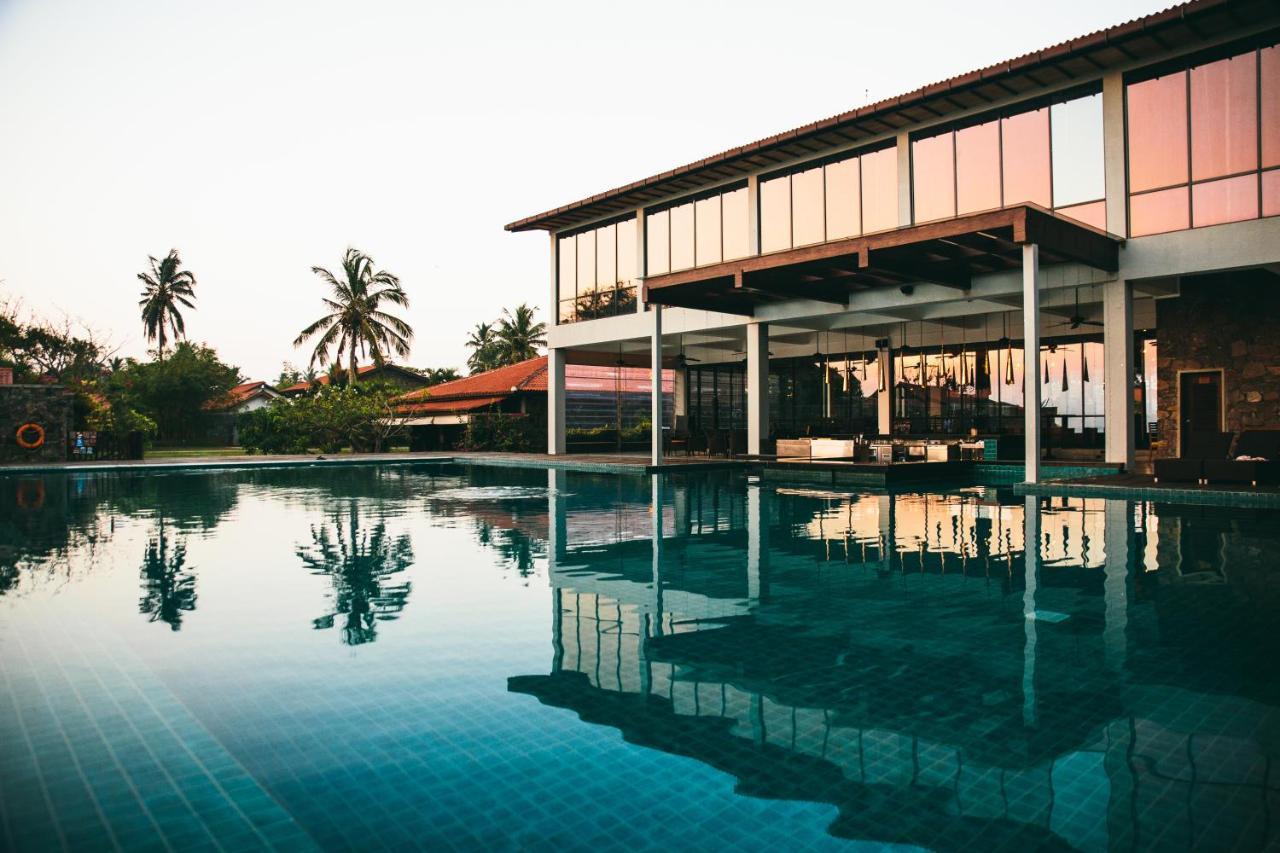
[[465, 321, 500, 374], [294, 248, 413, 385], [496, 304, 546, 363], [137, 249, 197, 360]]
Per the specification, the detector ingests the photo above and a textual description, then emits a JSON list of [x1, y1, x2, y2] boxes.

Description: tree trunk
[[348, 337, 357, 385]]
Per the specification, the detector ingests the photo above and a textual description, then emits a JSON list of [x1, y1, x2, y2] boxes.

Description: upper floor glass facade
[[645, 184, 750, 277], [557, 216, 638, 324], [1127, 41, 1280, 236], [911, 92, 1106, 230]]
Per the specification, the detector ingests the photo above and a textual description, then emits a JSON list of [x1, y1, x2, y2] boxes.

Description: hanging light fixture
[[1061, 355, 1069, 392], [1082, 352, 1091, 383], [1003, 312, 1015, 386], [1043, 357, 1050, 385]]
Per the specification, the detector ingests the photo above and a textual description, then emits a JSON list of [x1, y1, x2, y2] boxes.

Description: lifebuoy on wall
[[15, 422, 45, 450]]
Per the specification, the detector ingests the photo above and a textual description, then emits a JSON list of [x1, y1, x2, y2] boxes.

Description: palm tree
[[496, 304, 546, 364], [465, 321, 499, 375], [294, 248, 412, 385], [137, 249, 197, 360]]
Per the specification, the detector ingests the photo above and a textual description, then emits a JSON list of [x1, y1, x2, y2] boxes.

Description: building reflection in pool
[[512, 471, 1280, 851], [295, 499, 414, 646]]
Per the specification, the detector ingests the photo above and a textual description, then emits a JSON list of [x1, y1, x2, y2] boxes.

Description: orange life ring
[[15, 479, 45, 510], [15, 422, 45, 450]]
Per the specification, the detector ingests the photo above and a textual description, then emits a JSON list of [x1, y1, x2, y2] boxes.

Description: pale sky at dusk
[[0, 0, 1163, 380]]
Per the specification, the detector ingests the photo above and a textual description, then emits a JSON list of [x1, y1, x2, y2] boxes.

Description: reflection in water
[[296, 500, 413, 645], [139, 522, 196, 631], [514, 473, 1280, 851]]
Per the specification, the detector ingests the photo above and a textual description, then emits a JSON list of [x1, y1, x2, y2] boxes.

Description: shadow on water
[[138, 520, 196, 631], [512, 470, 1280, 852]]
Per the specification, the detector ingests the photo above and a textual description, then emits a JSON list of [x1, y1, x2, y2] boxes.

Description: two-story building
[[508, 0, 1280, 481]]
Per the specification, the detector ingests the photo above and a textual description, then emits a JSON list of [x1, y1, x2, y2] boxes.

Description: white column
[[1104, 279, 1135, 470], [878, 493, 894, 572], [896, 131, 912, 227], [651, 304, 663, 466], [746, 322, 770, 455], [650, 474, 665, 636], [635, 206, 647, 314], [1022, 244, 1041, 483], [876, 345, 892, 435], [1022, 494, 1040, 728], [1102, 71, 1128, 237], [547, 468, 568, 567], [547, 347, 566, 455]]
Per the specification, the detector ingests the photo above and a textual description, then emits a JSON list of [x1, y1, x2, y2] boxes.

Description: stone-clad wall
[[0, 385, 71, 463], [1155, 271, 1280, 457]]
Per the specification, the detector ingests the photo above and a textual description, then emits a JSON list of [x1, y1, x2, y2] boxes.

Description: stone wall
[[0, 385, 72, 464], [1155, 271, 1280, 456]]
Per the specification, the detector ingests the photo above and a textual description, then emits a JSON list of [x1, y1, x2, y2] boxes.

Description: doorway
[[1177, 369, 1223, 452]]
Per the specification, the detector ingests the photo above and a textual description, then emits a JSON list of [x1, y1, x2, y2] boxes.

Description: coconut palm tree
[[495, 304, 546, 364], [294, 248, 412, 385], [137, 249, 197, 360], [465, 321, 499, 375]]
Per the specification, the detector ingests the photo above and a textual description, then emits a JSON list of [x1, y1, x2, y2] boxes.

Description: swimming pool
[[2, 462, 1278, 851]]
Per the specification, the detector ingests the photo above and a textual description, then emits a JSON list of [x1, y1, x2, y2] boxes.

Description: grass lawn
[[145, 447, 246, 459]]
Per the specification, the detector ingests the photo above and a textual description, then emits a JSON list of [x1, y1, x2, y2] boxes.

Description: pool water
[[2, 463, 1278, 851]]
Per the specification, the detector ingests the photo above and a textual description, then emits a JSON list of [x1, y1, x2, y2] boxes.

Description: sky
[[0, 0, 1165, 381]]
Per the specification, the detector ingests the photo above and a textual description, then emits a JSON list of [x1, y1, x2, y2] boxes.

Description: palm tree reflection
[[477, 523, 541, 578], [297, 501, 413, 645], [139, 522, 196, 630]]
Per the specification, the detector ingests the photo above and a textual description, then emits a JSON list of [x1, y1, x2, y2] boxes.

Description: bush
[[462, 412, 542, 452], [238, 382, 406, 455]]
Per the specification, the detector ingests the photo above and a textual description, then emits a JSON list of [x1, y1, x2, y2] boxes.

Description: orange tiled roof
[[397, 357, 547, 404], [203, 381, 278, 411], [397, 394, 511, 415]]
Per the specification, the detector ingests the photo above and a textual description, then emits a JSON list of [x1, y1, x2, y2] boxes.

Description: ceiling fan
[[1049, 287, 1105, 330], [674, 334, 701, 370]]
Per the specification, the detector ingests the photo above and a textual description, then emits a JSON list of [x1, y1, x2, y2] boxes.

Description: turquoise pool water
[[1, 463, 1278, 851]]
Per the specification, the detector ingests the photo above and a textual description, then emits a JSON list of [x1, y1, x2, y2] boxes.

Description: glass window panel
[[956, 120, 1001, 214], [1055, 200, 1106, 230], [1191, 51, 1258, 181], [576, 229, 596, 292], [670, 202, 695, 271], [1130, 186, 1190, 236], [1192, 174, 1259, 227], [595, 223, 616, 287], [860, 148, 898, 233], [557, 235, 576, 302], [617, 217, 637, 284], [824, 156, 861, 239], [1264, 46, 1280, 169], [695, 195, 722, 266], [760, 175, 792, 252], [1127, 73, 1188, 192], [1001, 107, 1051, 206], [1051, 94, 1105, 206], [1264, 169, 1280, 217], [912, 132, 956, 222], [645, 210, 670, 276], [721, 187, 751, 260], [791, 166, 825, 246]]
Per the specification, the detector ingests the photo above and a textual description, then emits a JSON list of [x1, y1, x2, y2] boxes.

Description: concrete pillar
[[1102, 72, 1128, 237], [746, 483, 768, 604], [547, 348, 566, 455], [1103, 499, 1131, 673], [876, 345, 893, 435], [1022, 244, 1041, 483], [651, 305, 663, 466], [878, 493, 894, 572], [1022, 494, 1040, 728], [1104, 279, 1135, 470], [635, 206, 647, 314], [746, 322, 770, 455], [896, 131, 912, 227]]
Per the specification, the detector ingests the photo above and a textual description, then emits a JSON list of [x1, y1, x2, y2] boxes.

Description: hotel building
[[507, 0, 1280, 480]]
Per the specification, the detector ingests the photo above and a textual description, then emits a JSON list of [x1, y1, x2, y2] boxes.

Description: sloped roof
[[396, 394, 510, 415], [397, 357, 548, 404], [203, 380, 280, 411], [278, 363, 427, 394], [506, 0, 1265, 233]]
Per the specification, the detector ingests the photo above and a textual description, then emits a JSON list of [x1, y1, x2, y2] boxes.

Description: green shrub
[[462, 412, 542, 452]]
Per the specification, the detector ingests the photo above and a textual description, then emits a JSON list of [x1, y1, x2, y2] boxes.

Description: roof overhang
[[506, 0, 1276, 234], [642, 206, 1121, 316]]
